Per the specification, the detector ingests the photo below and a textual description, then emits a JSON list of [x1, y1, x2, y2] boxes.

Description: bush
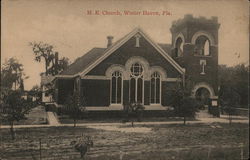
[[123, 102, 145, 127]]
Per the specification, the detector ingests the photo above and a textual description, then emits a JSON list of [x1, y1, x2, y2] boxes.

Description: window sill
[[193, 55, 212, 58], [150, 103, 161, 105], [109, 104, 123, 107]]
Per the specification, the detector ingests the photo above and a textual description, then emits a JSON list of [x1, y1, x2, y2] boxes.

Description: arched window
[[111, 71, 122, 104], [194, 36, 210, 56], [175, 37, 183, 57], [150, 72, 161, 104], [130, 63, 144, 103], [204, 40, 210, 56]]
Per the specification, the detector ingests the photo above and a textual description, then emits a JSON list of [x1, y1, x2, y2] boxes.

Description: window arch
[[111, 71, 122, 104], [125, 56, 150, 80], [194, 35, 211, 56], [150, 72, 161, 104]]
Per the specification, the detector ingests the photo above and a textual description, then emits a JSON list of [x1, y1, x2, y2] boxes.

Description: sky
[[1, 0, 249, 90]]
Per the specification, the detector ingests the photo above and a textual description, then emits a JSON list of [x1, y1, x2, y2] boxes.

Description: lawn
[[58, 115, 196, 124], [0, 123, 248, 160], [1, 106, 47, 126]]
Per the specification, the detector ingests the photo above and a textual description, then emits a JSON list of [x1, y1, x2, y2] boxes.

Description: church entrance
[[195, 87, 210, 109]]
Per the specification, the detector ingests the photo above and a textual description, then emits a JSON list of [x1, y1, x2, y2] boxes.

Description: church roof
[[58, 27, 184, 77], [60, 48, 106, 75], [157, 43, 172, 55]]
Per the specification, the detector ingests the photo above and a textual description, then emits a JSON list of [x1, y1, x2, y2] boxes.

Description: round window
[[130, 63, 143, 77]]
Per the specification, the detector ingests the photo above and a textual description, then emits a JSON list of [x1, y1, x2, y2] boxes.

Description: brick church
[[54, 14, 220, 111]]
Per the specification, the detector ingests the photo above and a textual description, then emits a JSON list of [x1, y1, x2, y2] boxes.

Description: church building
[[54, 14, 220, 112]]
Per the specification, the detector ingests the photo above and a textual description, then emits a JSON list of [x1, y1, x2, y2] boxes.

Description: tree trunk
[[183, 116, 186, 125], [74, 119, 76, 127], [45, 59, 48, 75], [131, 120, 134, 127], [229, 114, 232, 125], [10, 121, 15, 140]]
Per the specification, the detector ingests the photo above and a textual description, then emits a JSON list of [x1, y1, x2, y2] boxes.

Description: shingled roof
[[59, 43, 172, 76], [59, 48, 106, 75], [58, 27, 182, 77], [157, 43, 172, 55]]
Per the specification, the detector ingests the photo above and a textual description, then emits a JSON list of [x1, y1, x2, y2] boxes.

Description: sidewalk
[[0, 115, 248, 129], [47, 112, 60, 125]]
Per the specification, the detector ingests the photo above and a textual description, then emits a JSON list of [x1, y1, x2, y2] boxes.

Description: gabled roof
[[157, 43, 172, 56], [57, 27, 184, 78], [59, 48, 106, 75]]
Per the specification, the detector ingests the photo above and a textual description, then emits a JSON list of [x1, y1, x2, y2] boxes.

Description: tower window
[[194, 36, 210, 56], [175, 37, 184, 57]]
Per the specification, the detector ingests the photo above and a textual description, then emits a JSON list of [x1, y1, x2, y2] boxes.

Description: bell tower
[[170, 14, 220, 101]]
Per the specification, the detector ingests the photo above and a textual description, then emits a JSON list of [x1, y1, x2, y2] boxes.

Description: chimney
[[55, 52, 59, 74], [107, 36, 113, 47], [55, 52, 59, 66]]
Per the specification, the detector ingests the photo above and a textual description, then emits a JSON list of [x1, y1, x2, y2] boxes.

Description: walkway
[[47, 112, 60, 125]]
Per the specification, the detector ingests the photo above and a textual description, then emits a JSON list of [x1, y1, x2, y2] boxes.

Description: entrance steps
[[47, 112, 60, 125]]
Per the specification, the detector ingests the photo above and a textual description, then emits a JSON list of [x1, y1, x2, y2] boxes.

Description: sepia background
[[1, 0, 249, 90]]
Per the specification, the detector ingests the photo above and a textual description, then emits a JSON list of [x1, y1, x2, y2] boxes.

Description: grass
[[1, 105, 47, 125], [58, 115, 196, 124], [0, 123, 248, 160]]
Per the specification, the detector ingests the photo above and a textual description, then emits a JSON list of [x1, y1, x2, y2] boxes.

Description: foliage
[[64, 91, 86, 127], [71, 135, 93, 159], [46, 56, 70, 75], [170, 83, 199, 125], [123, 102, 145, 127], [30, 42, 54, 75], [0, 89, 35, 139], [30, 42, 70, 76], [58, 57, 70, 73], [0, 57, 34, 139], [219, 86, 240, 124], [29, 85, 42, 102], [218, 64, 249, 106], [1, 58, 28, 90]]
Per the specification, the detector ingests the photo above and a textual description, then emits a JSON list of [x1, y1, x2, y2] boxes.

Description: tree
[[218, 64, 249, 107], [170, 83, 199, 125], [29, 85, 42, 102], [0, 89, 34, 139], [30, 42, 55, 75], [0, 58, 34, 139], [58, 57, 70, 73], [219, 86, 240, 124], [1, 58, 28, 90], [46, 56, 70, 75], [123, 102, 145, 127], [64, 91, 86, 127], [30, 42, 70, 76]]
